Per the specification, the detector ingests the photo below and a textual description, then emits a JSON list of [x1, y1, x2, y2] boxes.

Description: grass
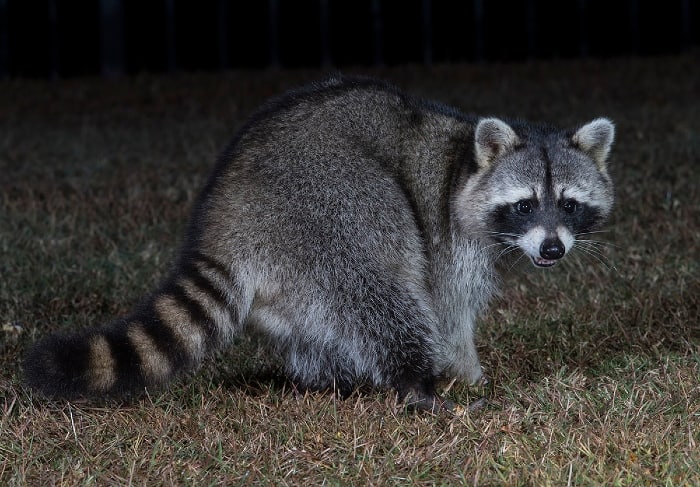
[[1, 54, 699, 485]]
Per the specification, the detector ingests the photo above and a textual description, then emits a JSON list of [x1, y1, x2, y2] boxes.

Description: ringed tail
[[23, 251, 242, 400]]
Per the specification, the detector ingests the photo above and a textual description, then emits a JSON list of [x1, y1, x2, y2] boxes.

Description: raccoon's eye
[[514, 200, 533, 215], [562, 199, 578, 214]]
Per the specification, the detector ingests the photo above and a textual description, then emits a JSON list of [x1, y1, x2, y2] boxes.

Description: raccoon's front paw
[[466, 396, 489, 413], [400, 388, 454, 414], [465, 365, 486, 387], [397, 379, 462, 414], [474, 373, 491, 388], [441, 373, 492, 414], [467, 373, 493, 412]]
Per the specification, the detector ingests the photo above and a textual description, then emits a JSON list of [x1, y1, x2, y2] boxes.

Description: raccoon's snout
[[540, 238, 565, 260], [535, 238, 565, 267]]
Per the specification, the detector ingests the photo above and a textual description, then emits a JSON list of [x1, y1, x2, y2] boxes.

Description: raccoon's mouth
[[532, 257, 558, 267]]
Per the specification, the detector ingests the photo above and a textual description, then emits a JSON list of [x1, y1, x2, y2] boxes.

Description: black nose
[[539, 238, 565, 260]]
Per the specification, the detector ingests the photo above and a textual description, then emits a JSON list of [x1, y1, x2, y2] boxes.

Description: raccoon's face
[[456, 117, 615, 267], [488, 179, 608, 267]]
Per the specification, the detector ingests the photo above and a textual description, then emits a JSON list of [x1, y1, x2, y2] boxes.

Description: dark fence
[[0, 0, 697, 78]]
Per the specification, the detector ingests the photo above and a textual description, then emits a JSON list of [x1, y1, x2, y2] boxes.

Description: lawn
[[1, 54, 698, 485]]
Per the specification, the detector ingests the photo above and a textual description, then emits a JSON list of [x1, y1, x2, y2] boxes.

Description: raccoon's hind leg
[[251, 276, 458, 413], [23, 251, 249, 400]]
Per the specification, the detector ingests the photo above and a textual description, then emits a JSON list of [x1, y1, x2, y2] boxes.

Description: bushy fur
[[24, 76, 615, 411]]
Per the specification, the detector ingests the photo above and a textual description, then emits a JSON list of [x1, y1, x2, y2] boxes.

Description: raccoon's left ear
[[572, 118, 615, 171]]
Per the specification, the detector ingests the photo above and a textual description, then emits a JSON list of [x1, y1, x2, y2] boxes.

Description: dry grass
[[1, 54, 699, 485]]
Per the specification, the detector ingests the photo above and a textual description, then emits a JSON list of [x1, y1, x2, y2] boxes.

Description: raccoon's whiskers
[[480, 240, 520, 262], [576, 240, 621, 254], [573, 241, 616, 272], [473, 231, 526, 270], [480, 231, 523, 240], [497, 245, 521, 262], [506, 251, 529, 271], [577, 229, 611, 235], [575, 239, 616, 256], [577, 251, 616, 273]]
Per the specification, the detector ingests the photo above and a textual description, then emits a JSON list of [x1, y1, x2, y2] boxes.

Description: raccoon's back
[[22, 77, 460, 400]]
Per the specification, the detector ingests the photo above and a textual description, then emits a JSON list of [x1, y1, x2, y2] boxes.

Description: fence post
[[371, 0, 383, 66], [217, 0, 229, 70], [268, 0, 280, 67], [165, 0, 177, 73], [0, 0, 7, 78], [100, 0, 125, 77], [319, 0, 331, 67], [422, 0, 432, 65], [473, 0, 484, 62], [48, 0, 59, 78]]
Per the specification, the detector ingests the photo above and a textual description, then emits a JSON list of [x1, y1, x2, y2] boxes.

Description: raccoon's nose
[[539, 238, 565, 260]]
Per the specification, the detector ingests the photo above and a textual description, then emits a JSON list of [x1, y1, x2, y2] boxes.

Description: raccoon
[[23, 76, 615, 412]]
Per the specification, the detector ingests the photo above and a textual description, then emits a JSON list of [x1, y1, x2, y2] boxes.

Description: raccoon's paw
[[395, 378, 449, 414], [466, 365, 487, 387], [445, 355, 485, 386], [474, 373, 491, 389], [465, 396, 489, 413], [466, 374, 494, 413], [400, 388, 456, 414], [438, 375, 492, 415], [400, 391, 489, 416]]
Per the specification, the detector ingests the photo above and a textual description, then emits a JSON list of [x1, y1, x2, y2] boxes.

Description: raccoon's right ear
[[474, 118, 520, 169]]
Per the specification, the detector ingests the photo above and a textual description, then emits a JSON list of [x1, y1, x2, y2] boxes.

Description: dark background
[[1, 0, 698, 79]]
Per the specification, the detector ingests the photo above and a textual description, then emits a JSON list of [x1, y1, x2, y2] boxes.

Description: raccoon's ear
[[572, 118, 615, 170], [474, 118, 520, 169]]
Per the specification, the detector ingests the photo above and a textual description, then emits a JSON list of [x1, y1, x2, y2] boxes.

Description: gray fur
[[23, 76, 615, 411]]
